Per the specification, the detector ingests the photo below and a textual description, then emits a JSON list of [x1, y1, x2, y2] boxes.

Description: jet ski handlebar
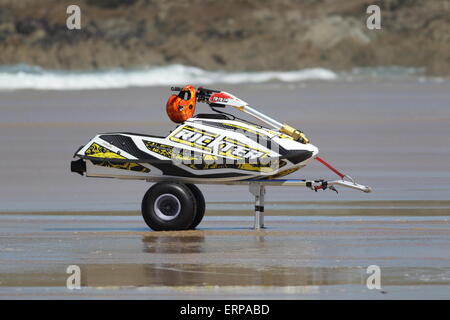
[[171, 86, 220, 103], [196, 87, 221, 103]]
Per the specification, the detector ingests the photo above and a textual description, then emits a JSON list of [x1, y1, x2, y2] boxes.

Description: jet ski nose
[[304, 143, 319, 158]]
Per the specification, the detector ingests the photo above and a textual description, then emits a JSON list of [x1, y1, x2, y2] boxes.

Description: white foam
[[0, 64, 337, 91]]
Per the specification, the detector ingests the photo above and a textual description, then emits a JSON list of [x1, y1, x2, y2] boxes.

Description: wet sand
[[1, 211, 450, 299], [3, 200, 450, 216]]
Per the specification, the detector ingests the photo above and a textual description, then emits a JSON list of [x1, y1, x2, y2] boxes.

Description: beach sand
[[1, 79, 450, 298], [1, 212, 450, 299]]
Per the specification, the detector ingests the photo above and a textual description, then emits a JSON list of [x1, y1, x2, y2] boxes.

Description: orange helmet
[[166, 85, 197, 123]]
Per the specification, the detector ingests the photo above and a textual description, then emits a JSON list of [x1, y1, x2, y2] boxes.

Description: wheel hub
[[154, 194, 181, 221]]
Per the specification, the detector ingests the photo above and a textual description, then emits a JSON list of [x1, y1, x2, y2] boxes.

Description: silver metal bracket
[[249, 182, 265, 230]]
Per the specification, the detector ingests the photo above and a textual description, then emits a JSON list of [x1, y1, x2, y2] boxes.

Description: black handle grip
[[170, 86, 221, 104], [197, 87, 220, 94], [196, 87, 221, 103], [171, 86, 219, 94]]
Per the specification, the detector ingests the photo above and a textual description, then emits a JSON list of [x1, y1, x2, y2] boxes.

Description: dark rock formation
[[0, 0, 448, 75]]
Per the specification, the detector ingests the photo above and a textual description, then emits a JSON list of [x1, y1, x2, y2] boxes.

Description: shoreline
[[2, 200, 450, 216], [0, 65, 448, 92]]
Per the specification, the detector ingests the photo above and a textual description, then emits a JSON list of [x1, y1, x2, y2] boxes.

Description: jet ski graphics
[[72, 116, 318, 182], [71, 86, 371, 231]]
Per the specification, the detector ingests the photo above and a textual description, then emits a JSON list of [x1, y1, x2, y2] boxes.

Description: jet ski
[[71, 85, 371, 231]]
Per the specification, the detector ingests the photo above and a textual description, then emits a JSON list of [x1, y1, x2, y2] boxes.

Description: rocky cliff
[[0, 0, 449, 75]]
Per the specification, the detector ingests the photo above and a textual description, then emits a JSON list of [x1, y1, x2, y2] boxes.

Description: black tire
[[141, 182, 197, 231], [186, 184, 206, 229]]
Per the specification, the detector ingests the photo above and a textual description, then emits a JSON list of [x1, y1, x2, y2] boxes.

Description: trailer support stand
[[250, 183, 265, 230]]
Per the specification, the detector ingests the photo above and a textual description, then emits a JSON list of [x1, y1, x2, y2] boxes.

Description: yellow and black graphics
[[86, 143, 150, 173], [85, 143, 126, 159], [186, 159, 287, 173], [168, 125, 271, 160], [219, 122, 294, 140], [200, 121, 294, 141], [91, 160, 150, 173], [144, 140, 283, 173], [145, 140, 218, 162], [169, 125, 217, 152]]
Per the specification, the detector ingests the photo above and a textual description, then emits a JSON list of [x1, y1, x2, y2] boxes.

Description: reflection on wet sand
[[142, 235, 206, 254], [72, 233, 367, 288], [1, 214, 450, 298], [82, 264, 367, 288]]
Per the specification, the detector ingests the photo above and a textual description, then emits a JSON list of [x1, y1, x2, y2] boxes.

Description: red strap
[[316, 156, 345, 179]]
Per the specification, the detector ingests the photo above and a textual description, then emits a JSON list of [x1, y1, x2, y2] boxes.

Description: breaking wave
[[0, 64, 337, 90]]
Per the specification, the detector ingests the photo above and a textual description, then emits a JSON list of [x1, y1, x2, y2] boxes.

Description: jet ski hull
[[72, 117, 318, 182]]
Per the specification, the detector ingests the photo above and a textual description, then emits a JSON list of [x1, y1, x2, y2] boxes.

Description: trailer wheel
[[186, 184, 205, 229], [141, 182, 197, 231]]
